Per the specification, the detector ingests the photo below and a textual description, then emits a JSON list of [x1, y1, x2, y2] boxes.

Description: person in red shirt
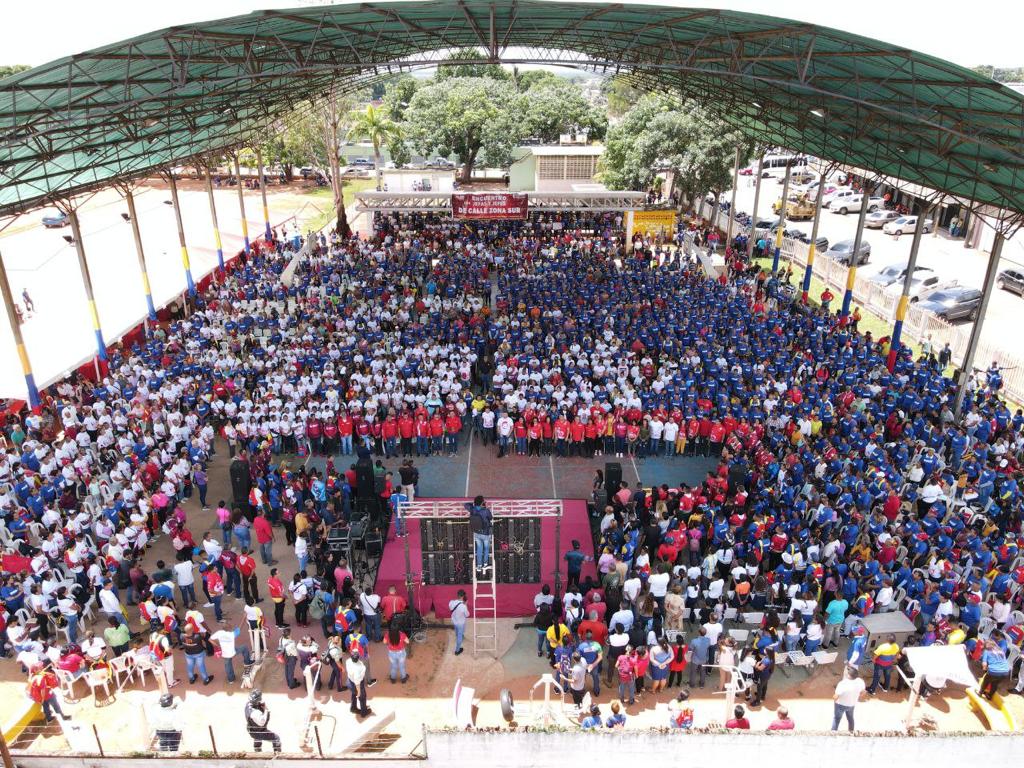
[[527, 420, 542, 457], [554, 416, 570, 457], [337, 410, 354, 456], [578, 612, 608, 646], [238, 549, 259, 603], [305, 417, 322, 455], [355, 418, 371, 454], [444, 411, 462, 456], [428, 413, 445, 455], [415, 415, 430, 457], [28, 664, 66, 722], [381, 585, 407, 623], [253, 510, 275, 565], [569, 419, 585, 457], [398, 411, 415, 458], [709, 420, 725, 455], [382, 415, 399, 458], [541, 415, 554, 456], [322, 419, 338, 455], [267, 567, 286, 628]]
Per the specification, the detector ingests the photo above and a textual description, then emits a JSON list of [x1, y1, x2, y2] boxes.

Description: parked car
[[882, 216, 934, 236], [339, 166, 363, 178], [822, 188, 855, 208], [868, 264, 934, 288], [864, 210, 902, 228], [781, 171, 816, 186], [916, 286, 983, 321], [426, 157, 456, 169], [793, 233, 829, 252], [739, 167, 754, 176], [883, 273, 957, 301], [824, 238, 871, 266], [830, 195, 884, 215], [41, 210, 69, 228], [997, 269, 1024, 296]]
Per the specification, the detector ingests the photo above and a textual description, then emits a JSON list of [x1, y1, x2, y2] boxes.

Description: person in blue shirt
[[979, 639, 1011, 700], [580, 705, 602, 729]]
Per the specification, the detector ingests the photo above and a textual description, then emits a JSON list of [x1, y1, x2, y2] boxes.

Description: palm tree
[[346, 104, 402, 191]]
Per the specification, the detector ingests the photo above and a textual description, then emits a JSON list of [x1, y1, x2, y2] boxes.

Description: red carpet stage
[[375, 498, 597, 618]]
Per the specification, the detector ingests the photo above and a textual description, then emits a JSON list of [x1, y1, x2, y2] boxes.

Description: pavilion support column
[[745, 156, 765, 263], [725, 146, 740, 248], [0, 249, 40, 409], [67, 209, 107, 378], [124, 189, 158, 322], [205, 168, 225, 271], [256, 147, 272, 242], [886, 204, 927, 372], [954, 232, 1004, 415], [772, 161, 792, 274], [167, 172, 196, 296], [235, 154, 251, 254], [801, 174, 827, 304], [840, 187, 872, 318]]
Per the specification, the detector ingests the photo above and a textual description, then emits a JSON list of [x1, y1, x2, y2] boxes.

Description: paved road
[[725, 174, 1024, 361], [0, 183, 303, 399]]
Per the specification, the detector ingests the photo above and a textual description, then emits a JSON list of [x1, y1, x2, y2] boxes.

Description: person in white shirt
[[98, 581, 127, 626], [210, 627, 252, 683], [832, 666, 866, 731], [703, 614, 724, 663], [173, 560, 197, 608], [449, 590, 470, 655]]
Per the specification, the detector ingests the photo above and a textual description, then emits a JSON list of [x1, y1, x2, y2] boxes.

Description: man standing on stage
[[469, 497, 493, 576]]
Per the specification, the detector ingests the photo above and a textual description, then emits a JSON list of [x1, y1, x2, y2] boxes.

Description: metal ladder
[[472, 538, 498, 656]]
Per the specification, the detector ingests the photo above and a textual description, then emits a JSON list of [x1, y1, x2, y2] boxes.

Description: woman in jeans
[[325, 636, 346, 692], [386, 626, 410, 683], [182, 627, 213, 685], [232, 509, 253, 552]]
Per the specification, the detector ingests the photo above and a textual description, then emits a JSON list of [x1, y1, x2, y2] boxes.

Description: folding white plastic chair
[[85, 667, 113, 704], [109, 654, 136, 691], [788, 650, 816, 675], [727, 628, 750, 643]]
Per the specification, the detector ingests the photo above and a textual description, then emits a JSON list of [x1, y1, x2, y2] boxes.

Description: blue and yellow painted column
[[67, 209, 108, 364], [124, 189, 158, 321], [744, 156, 765, 263], [772, 162, 792, 274], [887, 207, 928, 371], [166, 172, 196, 296], [801, 177, 826, 303], [0, 249, 40, 409], [256, 147, 273, 242], [234, 154, 251, 254], [840, 188, 872, 318], [204, 168, 225, 271]]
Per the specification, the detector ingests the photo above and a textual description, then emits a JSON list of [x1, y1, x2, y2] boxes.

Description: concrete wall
[[13, 729, 1024, 768], [421, 729, 1024, 768], [508, 155, 536, 192]]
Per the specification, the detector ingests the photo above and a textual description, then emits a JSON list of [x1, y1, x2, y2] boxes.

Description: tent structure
[[0, 1, 1023, 223]]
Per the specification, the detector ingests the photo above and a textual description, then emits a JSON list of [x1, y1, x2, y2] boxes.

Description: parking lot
[[726, 169, 1024, 359]]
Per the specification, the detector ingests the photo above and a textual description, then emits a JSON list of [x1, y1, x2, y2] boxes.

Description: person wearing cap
[[148, 693, 182, 751], [244, 689, 281, 752]]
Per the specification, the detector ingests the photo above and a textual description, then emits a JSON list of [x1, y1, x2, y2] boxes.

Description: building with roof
[[508, 145, 605, 193]]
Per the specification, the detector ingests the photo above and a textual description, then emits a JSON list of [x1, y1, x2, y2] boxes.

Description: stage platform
[[375, 498, 597, 618]]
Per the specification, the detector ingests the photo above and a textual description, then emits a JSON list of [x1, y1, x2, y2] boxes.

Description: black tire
[[500, 689, 516, 722], [839, 207, 848, 215]]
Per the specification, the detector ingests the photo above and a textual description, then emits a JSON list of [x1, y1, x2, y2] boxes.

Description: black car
[[916, 287, 983, 322], [794, 233, 829, 252], [997, 269, 1024, 297]]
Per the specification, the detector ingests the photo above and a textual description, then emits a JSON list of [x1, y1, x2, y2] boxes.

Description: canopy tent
[[903, 644, 978, 689], [0, 2, 1023, 222]]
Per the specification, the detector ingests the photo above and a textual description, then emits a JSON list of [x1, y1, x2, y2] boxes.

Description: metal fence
[[695, 201, 1024, 404]]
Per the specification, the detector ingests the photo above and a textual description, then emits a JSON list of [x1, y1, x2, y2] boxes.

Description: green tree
[[524, 80, 607, 142], [382, 74, 420, 123], [435, 49, 510, 81], [599, 95, 751, 208], [601, 76, 643, 119], [514, 68, 561, 92], [0, 65, 30, 80], [404, 76, 527, 181], [347, 104, 402, 190]]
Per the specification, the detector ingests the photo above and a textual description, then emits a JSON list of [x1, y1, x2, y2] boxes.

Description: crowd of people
[[0, 199, 1021, 742]]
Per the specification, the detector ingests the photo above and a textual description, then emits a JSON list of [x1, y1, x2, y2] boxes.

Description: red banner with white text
[[451, 192, 529, 220]]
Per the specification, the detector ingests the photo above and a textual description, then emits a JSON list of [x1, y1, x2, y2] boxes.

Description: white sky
[[2, 0, 1021, 69]]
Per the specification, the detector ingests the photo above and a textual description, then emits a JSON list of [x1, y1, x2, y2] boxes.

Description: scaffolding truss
[[397, 499, 563, 519], [354, 190, 646, 214]]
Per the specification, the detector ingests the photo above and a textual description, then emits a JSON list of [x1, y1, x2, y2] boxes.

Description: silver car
[[864, 210, 901, 228]]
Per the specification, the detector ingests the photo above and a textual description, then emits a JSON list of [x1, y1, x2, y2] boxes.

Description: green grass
[[306, 179, 376, 232], [753, 255, 924, 358]]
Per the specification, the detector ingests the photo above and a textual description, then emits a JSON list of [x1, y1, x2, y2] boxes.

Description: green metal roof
[[1, 1, 1023, 218]]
